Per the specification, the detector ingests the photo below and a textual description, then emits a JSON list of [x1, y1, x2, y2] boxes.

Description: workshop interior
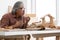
[[0, 0, 60, 40]]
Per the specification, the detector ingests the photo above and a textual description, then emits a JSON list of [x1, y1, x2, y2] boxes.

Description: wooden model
[[40, 14, 56, 28], [46, 14, 55, 28]]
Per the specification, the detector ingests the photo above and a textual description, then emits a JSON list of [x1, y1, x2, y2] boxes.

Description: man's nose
[[22, 8, 25, 11], [23, 9, 25, 12]]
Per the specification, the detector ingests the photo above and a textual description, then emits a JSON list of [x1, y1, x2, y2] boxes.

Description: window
[[36, 0, 56, 22]]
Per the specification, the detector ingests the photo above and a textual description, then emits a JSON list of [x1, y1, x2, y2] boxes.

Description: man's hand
[[26, 16, 30, 22], [23, 16, 30, 24]]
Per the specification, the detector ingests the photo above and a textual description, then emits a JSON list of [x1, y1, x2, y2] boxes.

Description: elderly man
[[0, 1, 30, 40], [0, 1, 30, 29]]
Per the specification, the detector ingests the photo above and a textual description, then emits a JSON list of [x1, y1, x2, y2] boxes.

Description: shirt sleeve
[[0, 15, 9, 28]]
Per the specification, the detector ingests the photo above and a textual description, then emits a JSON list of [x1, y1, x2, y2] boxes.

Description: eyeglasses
[[18, 8, 25, 10]]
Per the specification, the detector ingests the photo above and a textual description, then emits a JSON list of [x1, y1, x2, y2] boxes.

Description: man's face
[[16, 4, 25, 16]]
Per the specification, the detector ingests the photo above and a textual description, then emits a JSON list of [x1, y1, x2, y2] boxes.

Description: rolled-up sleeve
[[0, 15, 9, 28]]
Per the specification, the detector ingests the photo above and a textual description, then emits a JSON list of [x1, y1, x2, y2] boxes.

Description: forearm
[[5, 24, 20, 29], [12, 24, 20, 28], [11, 21, 23, 28]]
